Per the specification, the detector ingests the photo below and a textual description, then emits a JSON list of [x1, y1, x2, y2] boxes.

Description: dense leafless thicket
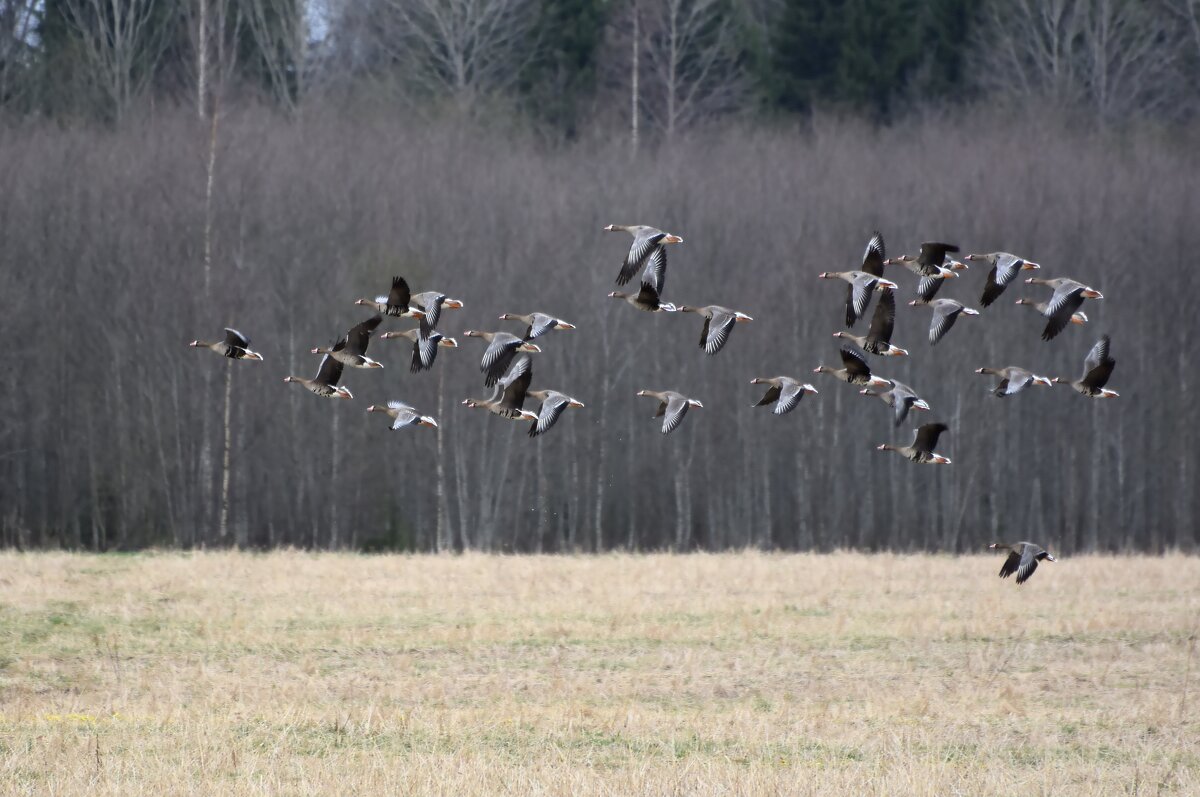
[[0, 107, 1195, 552]]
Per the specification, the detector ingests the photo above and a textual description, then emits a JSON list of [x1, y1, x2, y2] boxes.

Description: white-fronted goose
[[1025, 277, 1104, 341], [1015, 298, 1087, 326], [818, 267, 899, 328], [859, 380, 930, 427], [526, 390, 585, 437], [367, 400, 438, 430], [886, 242, 961, 276], [861, 232, 886, 275], [750, 377, 818, 416], [989, 541, 1055, 584], [678, 305, 753, 355], [354, 276, 421, 318], [966, 252, 1040, 307], [498, 312, 577, 341], [637, 389, 703, 435], [462, 354, 539, 421], [311, 315, 384, 369], [411, 291, 465, 334], [464, 330, 541, 388], [1054, 335, 1118, 398], [284, 354, 352, 399], [832, 288, 908, 356], [975, 366, 1053, 397], [908, 298, 980, 344], [897, 253, 969, 304], [877, 422, 951, 464], [608, 280, 676, 313], [189, 328, 263, 361], [813, 345, 891, 388], [604, 224, 682, 286], [379, 327, 458, 372]]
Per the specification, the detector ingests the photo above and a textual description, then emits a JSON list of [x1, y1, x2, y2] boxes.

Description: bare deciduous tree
[[242, 0, 310, 111], [603, 0, 748, 140], [370, 0, 539, 104], [63, 0, 167, 121], [975, 0, 1184, 121], [640, 0, 747, 137], [0, 0, 39, 108]]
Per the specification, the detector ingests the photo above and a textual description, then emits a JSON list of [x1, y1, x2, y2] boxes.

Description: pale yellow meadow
[[0, 551, 1197, 796]]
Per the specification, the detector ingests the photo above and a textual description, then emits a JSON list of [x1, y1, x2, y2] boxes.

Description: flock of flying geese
[[189, 225, 1119, 584]]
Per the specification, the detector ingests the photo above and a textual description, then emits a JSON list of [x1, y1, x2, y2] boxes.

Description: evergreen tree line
[[0, 0, 1197, 131]]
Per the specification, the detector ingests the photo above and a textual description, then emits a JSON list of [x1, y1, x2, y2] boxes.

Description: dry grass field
[[0, 551, 1197, 796]]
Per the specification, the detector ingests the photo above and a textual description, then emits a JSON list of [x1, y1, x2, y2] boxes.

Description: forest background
[[0, 0, 1197, 552]]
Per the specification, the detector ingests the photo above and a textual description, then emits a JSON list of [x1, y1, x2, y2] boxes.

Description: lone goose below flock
[[990, 541, 1056, 585]]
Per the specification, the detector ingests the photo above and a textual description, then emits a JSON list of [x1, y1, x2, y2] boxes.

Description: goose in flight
[[966, 252, 1040, 307], [859, 379, 930, 427], [877, 422, 951, 464], [604, 224, 683, 287], [284, 355, 352, 399], [989, 541, 1056, 585], [1025, 277, 1104, 341], [189, 327, 263, 361], [462, 354, 539, 421], [678, 305, 754, 355], [750, 377, 818, 416], [379, 327, 458, 372], [908, 298, 980, 344], [498, 312, 577, 340], [832, 287, 908, 356], [1054, 335, 1118, 398], [463, 330, 541, 388], [312, 316, 384, 369], [975, 366, 1053, 397], [813, 346, 891, 388], [367, 401, 438, 430], [526, 390, 586, 437], [636, 390, 703, 435]]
